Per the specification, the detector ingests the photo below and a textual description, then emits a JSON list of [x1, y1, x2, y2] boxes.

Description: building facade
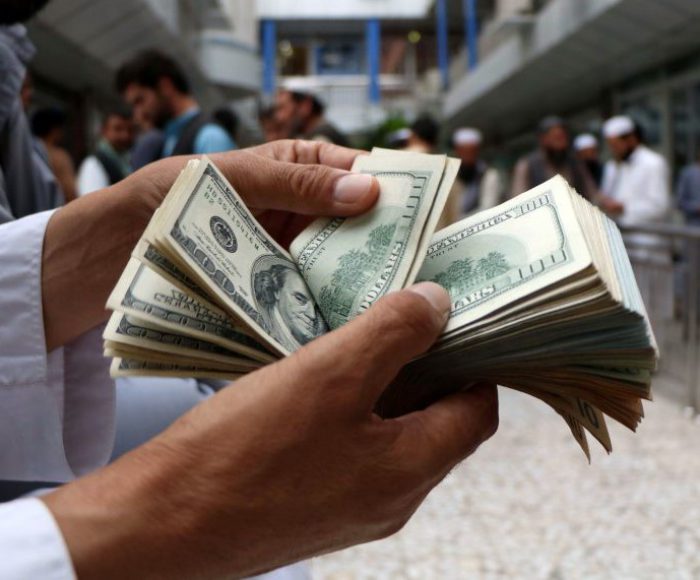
[[257, 0, 491, 135], [443, 0, 700, 177]]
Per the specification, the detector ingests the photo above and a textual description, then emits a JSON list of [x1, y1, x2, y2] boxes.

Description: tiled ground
[[313, 380, 700, 579]]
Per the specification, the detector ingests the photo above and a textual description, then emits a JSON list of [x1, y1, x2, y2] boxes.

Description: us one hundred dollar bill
[[105, 152, 657, 460]]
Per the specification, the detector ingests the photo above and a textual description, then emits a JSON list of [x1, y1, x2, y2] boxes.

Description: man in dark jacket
[[511, 116, 596, 199]]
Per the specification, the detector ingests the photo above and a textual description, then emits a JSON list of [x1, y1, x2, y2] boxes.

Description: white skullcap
[[281, 77, 311, 92], [453, 127, 482, 146], [603, 115, 634, 139], [280, 78, 324, 99], [574, 133, 598, 151], [388, 128, 411, 142]]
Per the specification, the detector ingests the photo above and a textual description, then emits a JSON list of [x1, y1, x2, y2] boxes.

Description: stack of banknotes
[[104, 148, 657, 458]]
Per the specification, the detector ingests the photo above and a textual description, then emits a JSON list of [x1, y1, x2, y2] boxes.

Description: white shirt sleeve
[[76, 157, 109, 197], [0, 211, 115, 482], [601, 160, 615, 197], [632, 156, 670, 223], [0, 498, 76, 579]]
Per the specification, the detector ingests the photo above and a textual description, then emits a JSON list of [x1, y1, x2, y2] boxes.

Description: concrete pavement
[[313, 380, 700, 579]]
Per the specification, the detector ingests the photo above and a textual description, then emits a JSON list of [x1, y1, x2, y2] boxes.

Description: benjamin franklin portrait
[[252, 257, 326, 351]]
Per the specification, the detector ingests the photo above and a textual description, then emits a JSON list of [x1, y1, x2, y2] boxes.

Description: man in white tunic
[[600, 115, 671, 263], [449, 128, 502, 220]]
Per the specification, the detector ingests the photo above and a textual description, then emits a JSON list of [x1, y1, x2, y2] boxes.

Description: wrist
[[43, 442, 202, 579]]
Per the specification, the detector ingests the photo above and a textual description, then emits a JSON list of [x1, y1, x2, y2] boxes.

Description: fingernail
[[333, 173, 374, 203], [407, 282, 451, 322]]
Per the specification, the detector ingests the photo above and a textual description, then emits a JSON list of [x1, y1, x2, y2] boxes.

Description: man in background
[[116, 50, 235, 158], [451, 127, 502, 218], [259, 104, 283, 142], [676, 150, 700, 227], [600, 115, 671, 270], [574, 133, 603, 188], [600, 115, 670, 228], [511, 115, 596, 199], [212, 106, 239, 147], [275, 88, 349, 146], [404, 113, 440, 154], [77, 108, 134, 196], [30, 106, 77, 204]]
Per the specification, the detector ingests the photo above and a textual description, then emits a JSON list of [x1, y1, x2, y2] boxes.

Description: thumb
[[285, 282, 451, 411], [227, 152, 379, 217]]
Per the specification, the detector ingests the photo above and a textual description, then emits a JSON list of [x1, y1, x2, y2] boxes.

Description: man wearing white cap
[[574, 133, 603, 187], [600, 115, 670, 262], [439, 128, 502, 227]]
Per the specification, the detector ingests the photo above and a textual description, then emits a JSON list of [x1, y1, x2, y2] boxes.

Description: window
[[314, 40, 363, 75]]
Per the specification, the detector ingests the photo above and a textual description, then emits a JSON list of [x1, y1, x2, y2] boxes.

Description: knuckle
[[469, 384, 500, 442], [275, 139, 296, 162], [292, 139, 320, 163], [483, 397, 500, 440], [288, 164, 331, 202], [372, 516, 410, 541]]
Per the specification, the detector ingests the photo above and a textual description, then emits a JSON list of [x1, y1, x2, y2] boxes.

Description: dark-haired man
[[30, 107, 77, 203], [116, 50, 235, 157], [511, 115, 596, 199], [77, 109, 134, 195], [405, 114, 440, 154], [275, 88, 348, 146]]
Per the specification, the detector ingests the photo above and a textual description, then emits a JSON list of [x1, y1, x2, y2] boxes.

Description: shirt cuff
[[0, 211, 115, 481], [0, 210, 54, 386], [0, 498, 76, 580]]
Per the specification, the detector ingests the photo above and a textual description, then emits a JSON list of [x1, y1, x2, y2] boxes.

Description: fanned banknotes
[[104, 149, 657, 459]]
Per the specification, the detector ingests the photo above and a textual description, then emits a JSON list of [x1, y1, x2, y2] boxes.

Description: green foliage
[[358, 114, 409, 151]]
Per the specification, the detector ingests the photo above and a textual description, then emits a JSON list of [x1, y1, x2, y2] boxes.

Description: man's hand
[[42, 140, 379, 350], [136, 140, 380, 247], [44, 283, 498, 579], [599, 195, 624, 217]]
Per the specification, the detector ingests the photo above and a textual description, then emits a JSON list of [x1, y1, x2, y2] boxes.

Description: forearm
[[42, 443, 197, 580], [41, 157, 190, 351], [42, 418, 302, 580]]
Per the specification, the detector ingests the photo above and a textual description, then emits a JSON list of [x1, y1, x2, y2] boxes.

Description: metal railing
[[618, 222, 700, 413]]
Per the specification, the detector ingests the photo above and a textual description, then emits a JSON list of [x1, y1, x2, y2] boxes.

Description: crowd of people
[[16, 53, 353, 219], [0, 0, 698, 578], [20, 47, 696, 245], [388, 113, 678, 248]]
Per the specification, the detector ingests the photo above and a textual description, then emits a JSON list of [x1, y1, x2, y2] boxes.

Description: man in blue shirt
[[676, 153, 700, 227], [116, 50, 236, 158]]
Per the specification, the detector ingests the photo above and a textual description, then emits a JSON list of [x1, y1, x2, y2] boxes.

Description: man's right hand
[[599, 195, 625, 216], [44, 282, 498, 579]]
